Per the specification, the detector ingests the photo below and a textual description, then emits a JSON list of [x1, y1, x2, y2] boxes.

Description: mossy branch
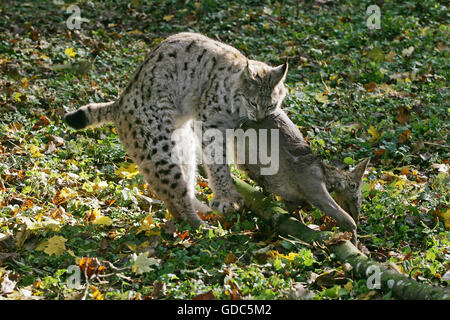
[[233, 177, 450, 300]]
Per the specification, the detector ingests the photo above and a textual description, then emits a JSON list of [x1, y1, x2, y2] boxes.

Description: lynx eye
[[247, 99, 258, 109], [349, 182, 357, 190]]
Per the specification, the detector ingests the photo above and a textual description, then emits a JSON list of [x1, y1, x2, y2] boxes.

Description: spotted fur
[[64, 32, 289, 227]]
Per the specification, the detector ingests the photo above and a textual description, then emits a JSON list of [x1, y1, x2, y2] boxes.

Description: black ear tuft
[[64, 110, 88, 129]]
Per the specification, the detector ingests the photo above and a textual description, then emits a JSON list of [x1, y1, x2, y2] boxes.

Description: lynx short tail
[[64, 101, 116, 129]]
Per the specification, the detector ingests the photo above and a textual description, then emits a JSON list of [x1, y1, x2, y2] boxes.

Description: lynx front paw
[[210, 194, 244, 214]]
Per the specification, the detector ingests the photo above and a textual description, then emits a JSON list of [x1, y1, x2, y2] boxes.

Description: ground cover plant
[[0, 0, 448, 300]]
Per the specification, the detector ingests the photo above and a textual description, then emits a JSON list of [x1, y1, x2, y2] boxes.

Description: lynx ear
[[242, 60, 258, 81], [269, 61, 288, 87], [352, 158, 370, 180]]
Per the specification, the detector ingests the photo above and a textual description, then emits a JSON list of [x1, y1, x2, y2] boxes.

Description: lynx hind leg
[[173, 121, 212, 215], [201, 127, 243, 214], [127, 118, 204, 228], [138, 156, 204, 228]]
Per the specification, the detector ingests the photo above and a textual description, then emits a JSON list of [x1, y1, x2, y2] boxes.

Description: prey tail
[[64, 101, 117, 129]]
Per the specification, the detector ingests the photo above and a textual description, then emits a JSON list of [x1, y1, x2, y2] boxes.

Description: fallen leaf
[[1, 274, 17, 294], [314, 92, 329, 104], [127, 29, 143, 35], [193, 290, 216, 300], [20, 77, 29, 89], [29, 145, 42, 158], [92, 215, 113, 226], [33, 115, 51, 129], [224, 252, 238, 265], [64, 47, 76, 58], [396, 107, 411, 124], [78, 257, 105, 277], [431, 163, 448, 173], [385, 51, 396, 62], [368, 125, 380, 143], [37, 235, 67, 256], [91, 286, 104, 300], [402, 46, 414, 57], [363, 82, 377, 92], [399, 129, 410, 143], [115, 162, 140, 179], [131, 252, 160, 274], [163, 15, 174, 22]]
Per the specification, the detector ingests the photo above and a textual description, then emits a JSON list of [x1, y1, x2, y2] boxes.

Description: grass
[[0, 0, 448, 300]]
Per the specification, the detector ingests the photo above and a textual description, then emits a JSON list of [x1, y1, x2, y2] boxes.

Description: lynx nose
[[255, 109, 266, 121]]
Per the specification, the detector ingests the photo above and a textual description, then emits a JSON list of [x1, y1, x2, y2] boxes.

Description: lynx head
[[239, 60, 288, 121], [327, 158, 370, 223]]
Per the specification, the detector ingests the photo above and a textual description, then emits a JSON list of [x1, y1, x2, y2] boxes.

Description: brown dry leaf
[[46, 134, 65, 147], [374, 149, 386, 157], [8, 122, 23, 132], [193, 290, 216, 300], [385, 51, 396, 62], [396, 107, 411, 124], [224, 252, 238, 265], [363, 82, 377, 92], [33, 115, 51, 130], [78, 257, 105, 277], [45, 141, 57, 154], [399, 129, 411, 143]]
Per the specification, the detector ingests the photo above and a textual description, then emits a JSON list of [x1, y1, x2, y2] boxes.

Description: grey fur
[[234, 109, 370, 233]]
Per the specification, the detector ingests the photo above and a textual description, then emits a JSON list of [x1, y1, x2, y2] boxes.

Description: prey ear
[[269, 60, 288, 87], [352, 158, 370, 181]]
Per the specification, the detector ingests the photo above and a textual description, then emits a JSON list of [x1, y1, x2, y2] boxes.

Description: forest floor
[[0, 0, 448, 300]]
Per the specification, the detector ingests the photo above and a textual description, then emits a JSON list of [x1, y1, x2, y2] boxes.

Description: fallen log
[[233, 177, 450, 300]]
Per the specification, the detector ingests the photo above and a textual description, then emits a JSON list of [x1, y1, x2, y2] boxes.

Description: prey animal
[[234, 109, 370, 234]]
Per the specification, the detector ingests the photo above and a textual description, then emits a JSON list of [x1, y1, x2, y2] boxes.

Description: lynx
[[234, 109, 370, 234], [64, 32, 288, 227]]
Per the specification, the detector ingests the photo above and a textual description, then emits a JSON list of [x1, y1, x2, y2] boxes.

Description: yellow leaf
[[136, 214, 160, 235], [115, 162, 140, 179], [91, 286, 104, 300], [314, 92, 329, 104], [64, 47, 76, 58], [267, 250, 298, 262], [13, 92, 22, 102], [344, 281, 353, 293], [163, 15, 174, 22], [29, 145, 42, 158], [20, 78, 29, 89], [435, 208, 450, 230], [127, 29, 143, 35], [37, 236, 67, 256], [368, 126, 380, 143], [93, 216, 113, 226]]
